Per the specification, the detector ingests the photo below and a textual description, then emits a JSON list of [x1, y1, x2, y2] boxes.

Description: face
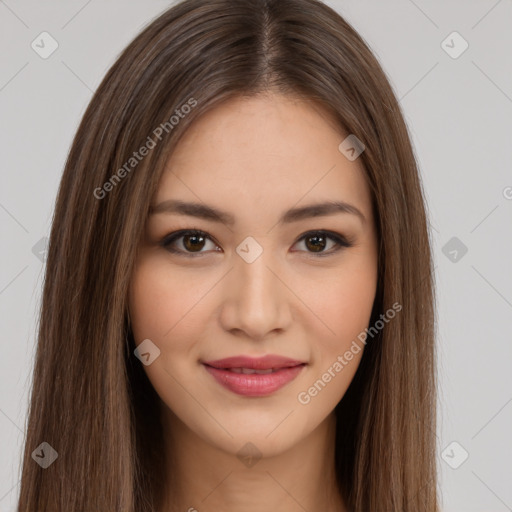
[[128, 93, 378, 457]]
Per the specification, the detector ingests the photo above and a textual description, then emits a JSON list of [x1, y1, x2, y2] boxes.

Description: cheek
[[303, 259, 377, 401], [308, 260, 377, 341], [128, 256, 205, 342], [129, 263, 175, 341], [295, 270, 375, 415], [337, 271, 376, 334], [127, 259, 205, 406]]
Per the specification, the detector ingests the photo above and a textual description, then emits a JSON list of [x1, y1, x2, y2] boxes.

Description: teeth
[[227, 368, 275, 374]]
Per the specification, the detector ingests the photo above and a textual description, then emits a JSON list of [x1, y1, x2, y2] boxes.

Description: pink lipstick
[[202, 355, 306, 397]]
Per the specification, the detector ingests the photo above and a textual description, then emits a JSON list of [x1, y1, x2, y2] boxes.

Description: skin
[[128, 92, 379, 512]]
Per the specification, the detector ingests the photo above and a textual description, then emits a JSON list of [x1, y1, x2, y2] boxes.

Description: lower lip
[[203, 364, 305, 397]]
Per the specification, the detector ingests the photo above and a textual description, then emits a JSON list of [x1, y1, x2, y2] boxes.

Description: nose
[[219, 248, 292, 341]]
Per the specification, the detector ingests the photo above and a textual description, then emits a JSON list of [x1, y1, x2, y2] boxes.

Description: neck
[[158, 407, 347, 512]]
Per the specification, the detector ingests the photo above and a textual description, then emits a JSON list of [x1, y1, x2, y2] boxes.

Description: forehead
[[155, 93, 372, 224]]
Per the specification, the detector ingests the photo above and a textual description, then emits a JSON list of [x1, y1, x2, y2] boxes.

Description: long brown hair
[[16, 0, 438, 510]]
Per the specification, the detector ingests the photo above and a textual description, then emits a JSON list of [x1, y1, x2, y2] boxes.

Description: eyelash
[[159, 228, 354, 258]]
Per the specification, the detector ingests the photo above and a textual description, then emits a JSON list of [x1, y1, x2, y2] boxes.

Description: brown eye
[[161, 229, 352, 258], [304, 233, 327, 252], [293, 230, 353, 256], [182, 233, 206, 252], [161, 230, 219, 255]]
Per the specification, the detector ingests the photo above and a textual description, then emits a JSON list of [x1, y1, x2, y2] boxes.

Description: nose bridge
[[236, 246, 281, 313], [239, 249, 276, 302], [220, 242, 289, 338]]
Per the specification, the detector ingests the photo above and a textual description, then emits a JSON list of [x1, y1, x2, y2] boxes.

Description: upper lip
[[202, 355, 306, 370]]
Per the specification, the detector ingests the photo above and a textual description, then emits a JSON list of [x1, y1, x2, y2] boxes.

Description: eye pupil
[[184, 234, 206, 251], [305, 234, 326, 252]]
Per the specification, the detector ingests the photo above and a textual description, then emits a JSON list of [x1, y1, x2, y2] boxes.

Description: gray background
[[1, 1, 511, 510]]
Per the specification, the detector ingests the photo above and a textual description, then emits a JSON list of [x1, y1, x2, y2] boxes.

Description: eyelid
[[160, 228, 354, 257]]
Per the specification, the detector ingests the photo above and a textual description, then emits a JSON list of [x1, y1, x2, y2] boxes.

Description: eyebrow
[[149, 199, 366, 225]]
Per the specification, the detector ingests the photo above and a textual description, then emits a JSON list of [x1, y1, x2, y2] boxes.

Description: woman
[[17, 0, 438, 510]]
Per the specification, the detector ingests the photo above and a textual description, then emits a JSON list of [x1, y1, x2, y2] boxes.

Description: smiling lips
[[202, 355, 306, 397]]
